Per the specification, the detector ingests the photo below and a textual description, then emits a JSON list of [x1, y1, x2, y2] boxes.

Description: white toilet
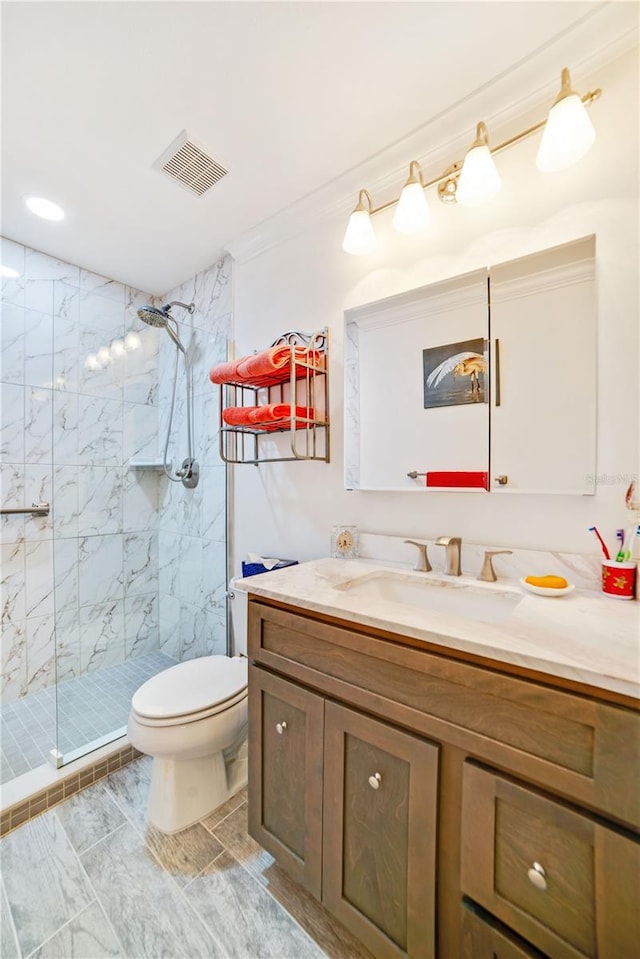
[[127, 581, 249, 833]]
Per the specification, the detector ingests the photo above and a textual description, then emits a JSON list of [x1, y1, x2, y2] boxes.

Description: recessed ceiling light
[[25, 196, 65, 221], [0, 265, 20, 278]]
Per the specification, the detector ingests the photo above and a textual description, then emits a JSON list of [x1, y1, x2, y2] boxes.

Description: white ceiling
[[0, 1, 633, 295]]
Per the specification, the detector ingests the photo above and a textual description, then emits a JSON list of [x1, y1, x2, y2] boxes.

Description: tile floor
[[0, 756, 374, 959], [1, 653, 176, 785]]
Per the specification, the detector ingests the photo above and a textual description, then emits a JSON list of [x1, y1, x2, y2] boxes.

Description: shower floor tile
[[0, 652, 176, 785]]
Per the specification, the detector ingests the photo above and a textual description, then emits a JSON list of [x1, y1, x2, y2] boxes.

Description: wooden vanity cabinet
[[247, 597, 640, 959], [247, 666, 324, 897]]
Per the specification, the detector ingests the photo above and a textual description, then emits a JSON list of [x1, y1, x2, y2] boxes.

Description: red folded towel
[[425, 471, 489, 489], [209, 347, 324, 386], [222, 405, 315, 431]]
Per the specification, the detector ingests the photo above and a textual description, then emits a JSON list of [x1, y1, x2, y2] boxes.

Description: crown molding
[[226, 9, 638, 266]]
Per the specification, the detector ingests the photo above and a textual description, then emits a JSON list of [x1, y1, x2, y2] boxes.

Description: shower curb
[[0, 743, 142, 837]]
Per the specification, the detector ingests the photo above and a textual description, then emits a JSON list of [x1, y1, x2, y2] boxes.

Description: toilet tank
[[229, 577, 249, 656]]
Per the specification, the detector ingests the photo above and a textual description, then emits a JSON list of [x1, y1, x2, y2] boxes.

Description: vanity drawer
[[461, 763, 640, 959], [249, 600, 640, 828], [462, 905, 547, 958]]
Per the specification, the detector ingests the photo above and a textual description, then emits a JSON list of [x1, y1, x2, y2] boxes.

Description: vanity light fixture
[[456, 122, 501, 207], [342, 67, 601, 254], [536, 67, 596, 172], [393, 161, 432, 234], [342, 189, 377, 255], [25, 196, 65, 221]]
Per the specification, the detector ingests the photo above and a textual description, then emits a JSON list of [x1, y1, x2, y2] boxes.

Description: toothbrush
[[615, 529, 625, 562], [588, 526, 610, 559], [622, 524, 640, 562]]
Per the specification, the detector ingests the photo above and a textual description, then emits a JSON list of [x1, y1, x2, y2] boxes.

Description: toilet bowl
[[127, 580, 250, 833]]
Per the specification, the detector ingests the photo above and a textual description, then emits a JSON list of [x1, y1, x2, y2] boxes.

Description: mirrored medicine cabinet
[[344, 235, 596, 495]]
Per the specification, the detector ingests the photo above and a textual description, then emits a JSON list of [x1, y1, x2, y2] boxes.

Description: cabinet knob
[[494, 475, 509, 486], [527, 862, 547, 890], [368, 772, 382, 790], [275, 721, 287, 735]]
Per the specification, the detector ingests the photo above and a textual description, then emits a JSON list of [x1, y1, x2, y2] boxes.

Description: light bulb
[[97, 347, 112, 366], [456, 122, 501, 207], [85, 353, 101, 371], [124, 331, 142, 351], [342, 190, 376, 255], [0, 265, 20, 279], [110, 339, 125, 358], [25, 196, 65, 221], [536, 69, 595, 172], [393, 163, 431, 234]]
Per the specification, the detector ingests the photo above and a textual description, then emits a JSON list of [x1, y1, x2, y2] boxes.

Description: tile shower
[[0, 236, 231, 787]]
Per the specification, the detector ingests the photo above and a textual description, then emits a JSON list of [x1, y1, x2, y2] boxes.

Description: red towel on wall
[[222, 405, 315, 431], [209, 347, 324, 386]]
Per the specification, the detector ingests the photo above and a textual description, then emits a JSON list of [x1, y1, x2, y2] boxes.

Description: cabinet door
[[323, 701, 439, 959], [461, 763, 640, 959], [248, 665, 324, 897]]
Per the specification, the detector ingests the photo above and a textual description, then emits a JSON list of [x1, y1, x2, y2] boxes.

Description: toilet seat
[[131, 655, 248, 728]]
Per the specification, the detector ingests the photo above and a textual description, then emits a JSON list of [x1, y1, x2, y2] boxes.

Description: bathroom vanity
[[245, 559, 639, 959]]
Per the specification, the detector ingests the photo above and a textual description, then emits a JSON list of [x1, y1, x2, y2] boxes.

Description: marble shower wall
[[156, 256, 232, 662], [0, 237, 161, 702]]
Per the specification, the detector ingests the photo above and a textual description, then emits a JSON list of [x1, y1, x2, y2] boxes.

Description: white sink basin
[[333, 571, 522, 625]]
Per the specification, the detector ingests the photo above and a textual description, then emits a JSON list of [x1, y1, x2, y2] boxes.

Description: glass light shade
[[536, 93, 596, 172], [456, 144, 501, 207], [85, 353, 101, 371], [25, 196, 64, 221], [393, 181, 432, 234], [110, 339, 125, 358], [124, 331, 142, 351], [342, 208, 376, 255]]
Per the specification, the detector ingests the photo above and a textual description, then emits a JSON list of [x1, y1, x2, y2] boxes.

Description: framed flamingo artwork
[[422, 336, 487, 409]]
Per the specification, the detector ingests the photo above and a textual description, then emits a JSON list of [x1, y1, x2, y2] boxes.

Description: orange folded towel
[[209, 347, 324, 386], [222, 405, 315, 431]]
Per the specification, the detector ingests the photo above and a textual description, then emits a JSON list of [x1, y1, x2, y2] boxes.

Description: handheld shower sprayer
[[136, 300, 199, 489]]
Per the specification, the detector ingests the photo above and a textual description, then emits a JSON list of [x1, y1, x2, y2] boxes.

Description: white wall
[[231, 48, 639, 571]]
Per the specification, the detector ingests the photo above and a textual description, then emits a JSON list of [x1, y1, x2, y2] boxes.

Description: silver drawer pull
[[368, 772, 382, 790], [527, 862, 547, 890], [275, 721, 287, 735]]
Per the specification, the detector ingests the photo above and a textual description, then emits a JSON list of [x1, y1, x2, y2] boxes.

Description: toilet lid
[[131, 655, 248, 720]]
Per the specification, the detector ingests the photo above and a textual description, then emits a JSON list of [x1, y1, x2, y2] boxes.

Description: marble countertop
[[236, 557, 640, 700]]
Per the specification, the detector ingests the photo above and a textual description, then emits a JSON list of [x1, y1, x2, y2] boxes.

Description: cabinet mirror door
[[344, 235, 596, 494]]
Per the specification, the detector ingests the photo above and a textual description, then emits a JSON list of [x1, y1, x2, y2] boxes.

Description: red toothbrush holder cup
[[601, 560, 636, 599]]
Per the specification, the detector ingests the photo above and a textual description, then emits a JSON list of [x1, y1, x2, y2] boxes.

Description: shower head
[[137, 302, 193, 353], [137, 305, 170, 329]]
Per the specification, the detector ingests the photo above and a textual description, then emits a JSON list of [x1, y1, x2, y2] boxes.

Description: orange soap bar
[[525, 575, 569, 589]]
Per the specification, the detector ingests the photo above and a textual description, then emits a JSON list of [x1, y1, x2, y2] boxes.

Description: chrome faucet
[[404, 540, 432, 572], [435, 536, 462, 576]]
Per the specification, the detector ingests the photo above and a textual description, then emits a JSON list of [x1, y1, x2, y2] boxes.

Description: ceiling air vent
[[153, 130, 228, 197]]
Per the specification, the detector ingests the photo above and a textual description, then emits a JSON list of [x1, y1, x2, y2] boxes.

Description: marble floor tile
[[184, 848, 326, 959], [209, 801, 374, 959], [53, 781, 126, 854], [208, 801, 275, 880], [0, 809, 94, 956], [145, 821, 224, 888], [101, 754, 152, 828], [29, 901, 123, 959], [200, 785, 247, 831], [1, 880, 20, 959], [256, 860, 375, 959], [81, 822, 225, 959]]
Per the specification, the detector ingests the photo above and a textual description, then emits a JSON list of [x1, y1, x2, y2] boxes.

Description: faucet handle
[[404, 540, 432, 572], [477, 549, 513, 583]]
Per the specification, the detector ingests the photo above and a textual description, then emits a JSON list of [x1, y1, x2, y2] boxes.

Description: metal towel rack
[[0, 502, 50, 517]]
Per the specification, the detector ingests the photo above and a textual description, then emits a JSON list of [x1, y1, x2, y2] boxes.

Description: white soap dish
[[128, 459, 171, 470], [519, 578, 575, 597]]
